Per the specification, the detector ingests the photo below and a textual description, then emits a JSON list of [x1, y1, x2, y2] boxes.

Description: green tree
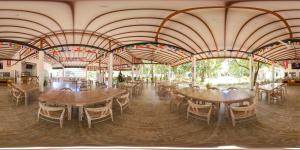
[[196, 59, 223, 82]]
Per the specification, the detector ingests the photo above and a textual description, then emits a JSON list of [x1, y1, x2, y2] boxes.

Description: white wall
[[0, 60, 18, 78], [284, 63, 300, 78], [1, 57, 52, 82], [0, 60, 10, 72]]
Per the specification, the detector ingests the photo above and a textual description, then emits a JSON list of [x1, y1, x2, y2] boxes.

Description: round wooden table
[[39, 88, 126, 121], [175, 87, 255, 117]]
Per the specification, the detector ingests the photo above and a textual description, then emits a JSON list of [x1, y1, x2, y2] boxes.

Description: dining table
[[38, 87, 126, 121], [175, 87, 255, 117], [11, 83, 40, 106], [120, 82, 138, 98], [258, 83, 284, 104]]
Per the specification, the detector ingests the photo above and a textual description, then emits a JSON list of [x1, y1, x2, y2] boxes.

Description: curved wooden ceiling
[[0, 0, 299, 68]]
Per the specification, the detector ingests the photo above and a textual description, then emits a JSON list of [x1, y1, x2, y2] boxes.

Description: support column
[[272, 63, 275, 83], [98, 57, 102, 83], [100, 71, 104, 83], [192, 55, 196, 86], [37, 51, 45, 92], [249, 54, 254, 90], [168, 65, 172, 81], [108, 52, 113, 88], [62, 67, 65, 78], [15, 61, 22, 83], [85, 67, 88, 80], [151, 64, 154, 83], [131, 65, 135, 80]]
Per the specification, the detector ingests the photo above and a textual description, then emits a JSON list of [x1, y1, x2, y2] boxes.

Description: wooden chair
[[84, 99, 113, 128], [255, 83, 266, 101], [269, 88, 284, 104], [79, 83, 91, 91], [227, 87, 238, 90], [7, 84, 13, 100], [12, 88, 25, 106], [229, 101, 256, 127], [116, 92, 130, 115], [208, 87, 219, 90], [29, 77, 39, 85], [192, 85, 199, 89], [187, 100, 213, 125], [60, 88, 73, 92], [170, 92, 186, 112], [37, 102, 66, 128]]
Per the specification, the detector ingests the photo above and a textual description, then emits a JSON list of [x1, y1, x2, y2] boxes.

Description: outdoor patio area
[[1, 0, 300, 149], [1, 82, 300, 148]]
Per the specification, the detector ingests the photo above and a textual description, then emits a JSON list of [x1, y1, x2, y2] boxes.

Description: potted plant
[[117, 71, 125, 83], [206, 83, 211, 89]]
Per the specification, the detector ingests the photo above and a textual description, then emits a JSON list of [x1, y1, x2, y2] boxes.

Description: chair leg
[[186, 112, 189, 120], [120, 107, 123, 115], [88, 119, 91, 128], [60, 119, 63, 128], [207, 115, 210, 125], [170, 101, 173, 112], [177, 103, 181, 113], [232, 118, 236, 127]]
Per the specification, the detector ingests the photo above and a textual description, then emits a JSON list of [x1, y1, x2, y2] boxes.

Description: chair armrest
[[230, 104, 255, 112], [43, 106, 65, 111], [60, 109, 65, 119], [85, 107, 108, 112]]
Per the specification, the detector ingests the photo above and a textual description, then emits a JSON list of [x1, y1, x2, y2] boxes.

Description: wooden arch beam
[[155, 6, 293, 44]]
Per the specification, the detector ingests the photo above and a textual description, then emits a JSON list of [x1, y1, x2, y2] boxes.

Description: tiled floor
[[0, 83, 300, 148]]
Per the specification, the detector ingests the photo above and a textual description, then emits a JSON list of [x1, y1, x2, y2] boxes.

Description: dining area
[[155, 80, 290, 127], [1, 80, 299, 147]]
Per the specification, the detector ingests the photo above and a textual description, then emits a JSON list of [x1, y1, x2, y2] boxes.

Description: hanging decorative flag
[[7, 60, 11, 67], [74, 47, 81, 52], [52, 49, 59, 56], [283, 60, 288, 69]]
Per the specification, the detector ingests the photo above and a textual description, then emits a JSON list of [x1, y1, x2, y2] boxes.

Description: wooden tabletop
[[122, 83, 137, 87], [258, 83, 283, 91], [39, 88, 126, 106], [158, 82, 177, 87], [176, 87, 254, 104], [11, 83, 39, 93]]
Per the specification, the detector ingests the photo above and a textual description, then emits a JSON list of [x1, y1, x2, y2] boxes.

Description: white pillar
[[100, 71, 104, 83], [131, 65, 135, 80], [37, 51, 45, 92], [108, 53, 113, 88], [192, 55, 196, 86], [272, 63, 275, 83], [249, 54, 254, 89], [135, 65, 140, 79], [151, 64, 154, 83], [62, 67, 65, 77], [168, 65, 172, 81], [15, 61, 22, 83], [85, 68, 88, 80]]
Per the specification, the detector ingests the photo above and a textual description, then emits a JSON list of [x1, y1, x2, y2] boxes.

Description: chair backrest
[[227, 87, 238, 90], [60, 88, 73, 92], [38, 102, 64, 118], [12, 88, 22, 97], [120, 92, 130, 99], [193, 85, 200, 89], [85, 99, 113, 117], [208, 87, 219, 90], [187, 100, 211, 112], [231, 102, 256, 116]]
